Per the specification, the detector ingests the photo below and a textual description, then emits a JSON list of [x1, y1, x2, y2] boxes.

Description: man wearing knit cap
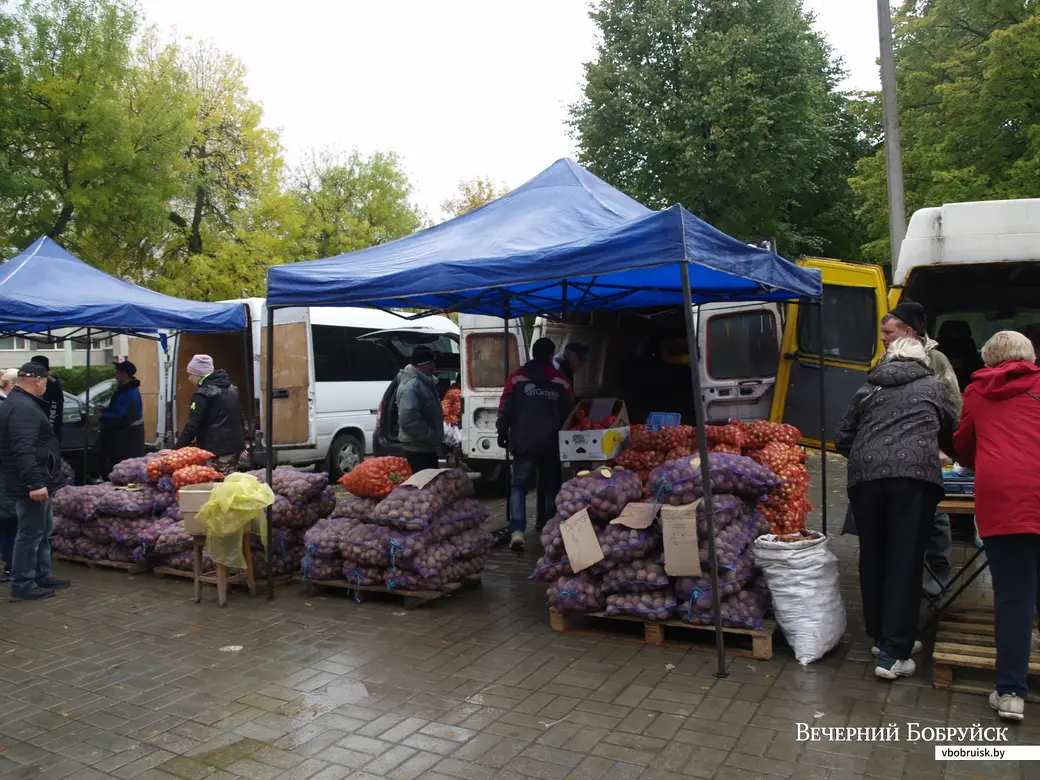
[[176, 355, 248, 475], [395, 345, 444, 473], [880, 301, 962, 597]]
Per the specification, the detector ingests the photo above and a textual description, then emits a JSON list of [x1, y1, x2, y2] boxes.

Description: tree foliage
[[0, 0, 426, 299], [851, 0, 1040, 263], [289, 149, 423, 261], [441, 176, 509, 219], [570, 0, 869, 259], [0, 0, 189, 274]]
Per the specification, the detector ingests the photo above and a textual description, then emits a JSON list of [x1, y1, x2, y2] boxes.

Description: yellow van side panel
[[770, 257, 889, 447]]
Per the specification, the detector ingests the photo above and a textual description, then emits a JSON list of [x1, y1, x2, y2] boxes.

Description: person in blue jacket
[[99, 361, 145, 475]]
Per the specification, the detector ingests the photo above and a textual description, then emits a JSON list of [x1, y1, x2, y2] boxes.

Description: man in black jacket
[[0, 363, 71, 601], [30, 355, 64, 443], [176, 354, 248, 475], [498, 338, 573, 551]]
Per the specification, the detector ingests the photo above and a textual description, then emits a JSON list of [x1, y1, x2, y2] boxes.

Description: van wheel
[[329, 433, 364, 480]]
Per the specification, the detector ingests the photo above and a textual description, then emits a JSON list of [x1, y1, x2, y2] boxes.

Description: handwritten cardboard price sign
[[611, 502, 656, 529], [561, 508, 604, 572], [661, 504, 701, 576], [402, 468, 449, 489]]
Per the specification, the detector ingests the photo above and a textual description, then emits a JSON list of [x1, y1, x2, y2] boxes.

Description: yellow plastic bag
[[196, 473, 275, 569]]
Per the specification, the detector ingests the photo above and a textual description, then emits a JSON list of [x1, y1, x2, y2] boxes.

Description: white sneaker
[[990, 691, 1025, 722], [872, 641, 923, 656], [874, 657, 916, 680], [510, 531, 525, 551]]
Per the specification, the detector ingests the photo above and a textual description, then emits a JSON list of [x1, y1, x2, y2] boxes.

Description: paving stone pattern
[[0, 458, 1031, 779]]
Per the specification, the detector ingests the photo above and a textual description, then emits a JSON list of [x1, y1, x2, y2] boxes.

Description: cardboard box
[[178, 482, 219, 535], [559, 398, 631, 463]]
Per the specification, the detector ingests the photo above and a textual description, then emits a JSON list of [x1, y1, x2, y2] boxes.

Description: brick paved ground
[[0, 458, 1032, 779]]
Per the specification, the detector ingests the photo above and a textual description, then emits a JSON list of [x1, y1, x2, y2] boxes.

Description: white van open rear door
[[259, 307, 316, 449], [127, 336, 164, 447], [458, 314, 526, 477], [770, 258, 888, 447], [697, 302, 782, 423]]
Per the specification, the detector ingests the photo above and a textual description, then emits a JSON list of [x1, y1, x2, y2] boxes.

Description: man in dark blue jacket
[[0, 363, 71, 601], [100, 360, 145, 475], [497, 338, 573, 551]]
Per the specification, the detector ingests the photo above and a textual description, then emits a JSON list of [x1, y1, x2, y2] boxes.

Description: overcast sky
[[137, 0, 882, 220]]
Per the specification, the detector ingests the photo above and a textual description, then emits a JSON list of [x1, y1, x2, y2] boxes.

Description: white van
[[145, 299, 459, 478], [458, 301, 781, 478]]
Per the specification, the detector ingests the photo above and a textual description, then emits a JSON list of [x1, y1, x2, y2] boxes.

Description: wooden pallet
[[154, 567, 295, 589], [53, 554, 149, 575], [304, 575, 481, 610], [548, 608, 776, 660], [933, 607, 1040, 702]]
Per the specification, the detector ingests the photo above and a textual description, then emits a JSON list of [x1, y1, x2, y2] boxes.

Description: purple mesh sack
[[331, 495, 379, 521], [109, 455, 161, 486], [384, 569, 443, 592], [304, 517, 362, 558], [605, 589, 677, 621], [447, 528, 494, 558], [554, 469, 643, 521], [600, 561, 670, 593], [683, 576, 770, 630], [699, 511, 769, 571], [369, 469, 475, 531], [548, 573, 605, 613], [647, 453, 782, 504], [428, 498, 488, 541]]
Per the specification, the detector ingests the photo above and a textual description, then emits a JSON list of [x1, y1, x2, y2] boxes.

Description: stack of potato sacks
[[302, 459, 494, 594], [619, 420, 811, 535], [534, 452, 787, 631], [50, 448, 215, 566]]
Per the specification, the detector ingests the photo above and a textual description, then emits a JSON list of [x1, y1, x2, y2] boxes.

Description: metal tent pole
[[679, 263, 727, 678], [83, 328, 92, 481], [241, 307, 254, 461], [816, 301, 828, 535], [503, 296, 512, 533], [265, 307, 275, 600]]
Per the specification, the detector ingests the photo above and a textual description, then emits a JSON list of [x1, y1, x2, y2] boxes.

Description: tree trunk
[[189, 186, 205, 255], [49, 202, 74, 238]]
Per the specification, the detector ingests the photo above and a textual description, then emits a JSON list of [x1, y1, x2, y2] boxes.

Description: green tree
[[0, 0, 190, 267], [852, 0, 1040, 264], [288, 148, 423, 261], [150, 41, 290, 299], [570, 0, 869, 259], [441, 176, 509, 219]]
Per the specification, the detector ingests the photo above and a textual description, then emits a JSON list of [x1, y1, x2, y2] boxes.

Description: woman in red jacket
[[954, 330, 1040, 722]]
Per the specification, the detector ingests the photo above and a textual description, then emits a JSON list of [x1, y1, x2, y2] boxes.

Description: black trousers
[[404, 451, 439, 474], [849, 478, 941, 660], [983, 533, 1040, 697]]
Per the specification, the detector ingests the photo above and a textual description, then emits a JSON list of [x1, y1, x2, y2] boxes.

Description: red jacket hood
[[969, 360, 1040, 401]]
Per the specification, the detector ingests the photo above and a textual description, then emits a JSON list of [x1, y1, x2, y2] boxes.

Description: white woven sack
[[753, 533, 845, 665]]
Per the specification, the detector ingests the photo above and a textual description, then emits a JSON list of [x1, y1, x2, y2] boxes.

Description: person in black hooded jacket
[[497, 338, 573, 551], [176, 354, 248, 474], [836, 337, 956, 681], [30, 355, 64, 443]]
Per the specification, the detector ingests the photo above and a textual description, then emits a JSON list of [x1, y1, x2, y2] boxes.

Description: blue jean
[[11, 498, 53, 592], [983, 533, 1040, 697], [509, 454, 561, 535]]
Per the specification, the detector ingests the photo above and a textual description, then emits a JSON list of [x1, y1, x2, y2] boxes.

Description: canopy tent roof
[[267, 159, 821, 315], [0, 237, 247, 334]]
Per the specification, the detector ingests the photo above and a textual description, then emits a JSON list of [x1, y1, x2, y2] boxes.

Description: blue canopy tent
[[0, 236, 247, 333], [0, 236, 250, 477], [265, 159, 825, 674], [267, 158, 819, 315]]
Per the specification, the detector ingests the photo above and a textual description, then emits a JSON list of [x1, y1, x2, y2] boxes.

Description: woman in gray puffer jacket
[[836, 338, 957, 681]]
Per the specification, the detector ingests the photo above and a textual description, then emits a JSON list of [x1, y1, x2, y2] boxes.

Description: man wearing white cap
[[176, 355, 248, 475]]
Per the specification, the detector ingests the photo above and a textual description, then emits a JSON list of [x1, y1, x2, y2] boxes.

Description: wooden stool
[[191, 533, 256, 607]]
